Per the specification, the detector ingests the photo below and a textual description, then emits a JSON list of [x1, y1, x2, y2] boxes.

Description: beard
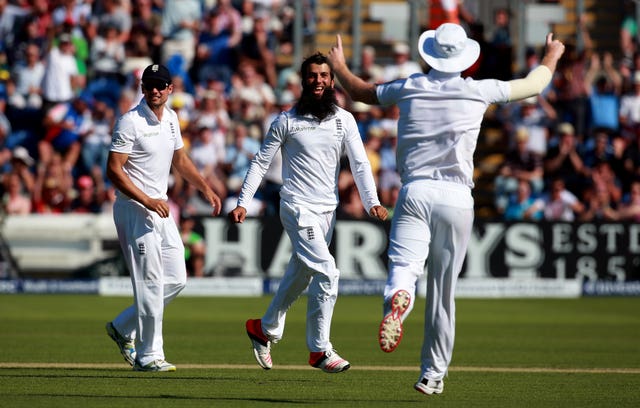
[[295, 86, 338, 121]]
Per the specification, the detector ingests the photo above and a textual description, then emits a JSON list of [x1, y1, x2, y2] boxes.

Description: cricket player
[[105, 63, 222, 372], [328, 24, 565, 394], [229, 53, 388, 373]]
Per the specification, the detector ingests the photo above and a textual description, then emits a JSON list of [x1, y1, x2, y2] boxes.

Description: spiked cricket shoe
[[309, 350, 350, 373], [133, 359, 176, 372], [378, 290, 411, 352], [414, 378, 444, 395], [105, 322, 136, 366], [246, 319, 272, 369]]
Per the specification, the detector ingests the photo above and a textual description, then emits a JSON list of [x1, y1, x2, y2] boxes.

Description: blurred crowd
[[1, 1, 640, 274]]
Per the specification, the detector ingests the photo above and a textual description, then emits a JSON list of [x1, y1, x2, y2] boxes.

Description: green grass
[[1, 295, 639, 407]]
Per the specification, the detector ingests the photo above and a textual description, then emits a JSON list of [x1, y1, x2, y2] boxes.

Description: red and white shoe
[[309, 350, 350, 373], [246, 319, 272, 369], [378, 289, 411, 353]]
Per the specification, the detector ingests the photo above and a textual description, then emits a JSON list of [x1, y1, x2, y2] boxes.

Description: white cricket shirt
[[376, 71, 510, 188], [238, 107, 380, 213], [110, 99, 184, 201]]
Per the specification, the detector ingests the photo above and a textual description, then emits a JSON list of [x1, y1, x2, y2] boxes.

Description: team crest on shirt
[[306, 227, 315, 241]]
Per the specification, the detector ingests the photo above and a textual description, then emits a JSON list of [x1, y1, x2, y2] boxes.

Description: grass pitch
[[0, 294, 639, 407]]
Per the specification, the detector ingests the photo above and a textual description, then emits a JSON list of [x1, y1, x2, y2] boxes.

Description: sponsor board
[[98, 276, 263, 297]]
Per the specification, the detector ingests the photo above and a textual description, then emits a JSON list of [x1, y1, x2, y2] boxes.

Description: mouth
[[312, 85, 324, 97]]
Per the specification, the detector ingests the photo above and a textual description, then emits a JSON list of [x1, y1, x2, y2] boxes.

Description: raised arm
[[327, 34, 380, 105]]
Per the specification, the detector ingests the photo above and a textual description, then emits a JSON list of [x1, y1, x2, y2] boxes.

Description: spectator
[[239, 9, 278, 88], [427, 0, 462, 30], [604, 179, 640, 221], [0, 0, 30, 55], [40, 95, 92, 170], [548, 17, 593, 138], [88, 0, 131, 44], [358, 45, 384, 84], [193, 3, 242, 88], [377, 129, 400, 209], [350, 101, 373, 141], [337, 170, 369, 219], [579, 160, 623, 221], [229, 60, 276, 122], [223, 122, 261, 192], [180, 214, 206, 277], [192, 89, 230, 132], [503, 178, 544, 221], [585, 52, 622, 133], [10, 42, 45, 110], [382, 41, 422, 82], [619, 4, 637, 67], [32, 155, 73, 213], [619, 71, 640, 138], [40, 33, 85, 110], [80, 97, 113, 180], [485, 7, 512, 81], [504, 95, 556, 156], [51, 0, 92, 40], [87, 23, 126, 107], [89, 23, 126, 82], [69, 174, 104, 213], [542, 177, 584, 221], [160, 0, 201, 68], [590, 160, 623, 205], [8, 146, 35, 193], [1, 171, 32, 215], [579, 179, 617, 222], [363, 125, 383, 182], [544, 122, 589, 194], [0, 95, 12, 169], [582, 128, 614, 170], [188, 124, 227, 199], [23, 0, 52, 42], [623, 127, 640, 186], [126, 0, 162, 68], [494, 127, 544, 214], [10, 12, 46, 67]]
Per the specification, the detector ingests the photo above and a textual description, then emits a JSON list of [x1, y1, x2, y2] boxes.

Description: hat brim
[[418, 30, 480, 73]]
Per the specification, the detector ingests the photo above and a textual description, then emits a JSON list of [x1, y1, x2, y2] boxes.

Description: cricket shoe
[[378, 289, 411, 353], [246, 319, 272, 369], [133, 360, 176, 372], [414, 378, 444, 395], [309, 350, 350, 373], [105, 322, 136, 366]]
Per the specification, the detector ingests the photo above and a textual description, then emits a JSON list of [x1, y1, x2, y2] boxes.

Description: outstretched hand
[[327, 34, 347, 70]]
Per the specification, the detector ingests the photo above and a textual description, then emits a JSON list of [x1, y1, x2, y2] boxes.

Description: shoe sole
[[133, 364, 176, 372], [105, 322, 135, 366], [319, 363, 350, 373], [378, 290, 411, 353]]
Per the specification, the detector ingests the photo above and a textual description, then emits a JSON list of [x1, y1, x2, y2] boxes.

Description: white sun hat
[[418, 23, 480, 73]]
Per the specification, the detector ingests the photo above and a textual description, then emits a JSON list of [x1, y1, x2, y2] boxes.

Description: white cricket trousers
[[110, 199, 187, 366], [261, 201, 340, 353], [384, 180, 474, 381]]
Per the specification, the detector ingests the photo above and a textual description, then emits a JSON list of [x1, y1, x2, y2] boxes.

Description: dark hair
[[300, 52, 334, 81]]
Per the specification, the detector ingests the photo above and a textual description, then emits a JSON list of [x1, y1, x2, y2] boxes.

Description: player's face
[[303, 63, 334, 99], [142, 80, 173, 109]]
